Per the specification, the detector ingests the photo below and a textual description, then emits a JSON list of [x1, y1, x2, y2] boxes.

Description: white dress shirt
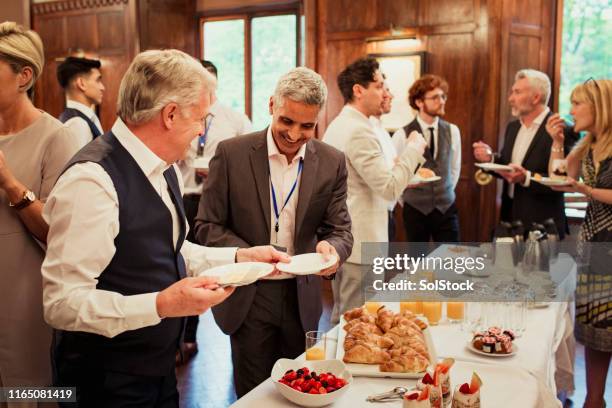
[[263, 126, 306, 279], [508, 106, 550, 196], [369, 116, 398, 211], [63, 99, 103, 148], [391, 114, 462, 189], [178, 100, 252, 193], [42, 118, 237, 338]]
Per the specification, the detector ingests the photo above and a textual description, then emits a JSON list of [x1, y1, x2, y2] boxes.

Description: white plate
[[532, 176, 571, 186], [466, 342, 518, 358], [336, 303, 438, 378], [193, 157, 210, 169], [271, 359, 352, 407], [475, 162, 514, 172], [410, 175, 442, 184], [201, 262, 274, 286], [276, 253, 338, 275]]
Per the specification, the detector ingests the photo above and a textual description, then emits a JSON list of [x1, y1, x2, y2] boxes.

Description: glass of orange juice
[[400, 300, 423, 315], [305, 331, 326, 360], [446, 302, 465, 323], [422, 301, 442, 325], [364, 301, 382, 314]]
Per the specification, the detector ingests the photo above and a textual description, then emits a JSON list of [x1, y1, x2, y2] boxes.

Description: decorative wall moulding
[[32, 0, 129, 15]]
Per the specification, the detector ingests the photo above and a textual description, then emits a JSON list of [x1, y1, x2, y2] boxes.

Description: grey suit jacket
[[194, 129, 353, 335]]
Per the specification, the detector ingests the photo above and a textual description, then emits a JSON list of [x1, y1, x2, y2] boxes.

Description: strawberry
[[418, 387, 430, 401], [319, 387, 327, 394], [308, 388, 319, 394], [459, 383, 471, 394], [326, 387, 335, 393], [405, 392, 419, 400], [422, 372, 434, 384], [294, 386, 302, 392]]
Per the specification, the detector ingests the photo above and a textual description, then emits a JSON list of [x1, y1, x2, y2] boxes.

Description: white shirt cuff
[[122, 292, 162, 328], [522, 171, 531, 187]]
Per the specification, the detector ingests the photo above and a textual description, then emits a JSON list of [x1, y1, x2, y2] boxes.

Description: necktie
[[428, 127, 436, 158]]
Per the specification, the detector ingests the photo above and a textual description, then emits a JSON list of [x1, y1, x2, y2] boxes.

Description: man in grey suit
[[194, 67, 353, 397]]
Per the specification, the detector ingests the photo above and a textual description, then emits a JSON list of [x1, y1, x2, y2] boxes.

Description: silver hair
[[272, 66, 327, 109], [117, 49, 216, 125], [515, 69, 551, 105]]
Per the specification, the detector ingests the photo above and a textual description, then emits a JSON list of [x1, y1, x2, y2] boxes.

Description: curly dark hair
[[408, 74, 449, 110], [337, 57, 380, 104]]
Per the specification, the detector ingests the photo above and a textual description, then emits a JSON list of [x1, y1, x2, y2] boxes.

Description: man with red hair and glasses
[[392, 74, 462, 243]]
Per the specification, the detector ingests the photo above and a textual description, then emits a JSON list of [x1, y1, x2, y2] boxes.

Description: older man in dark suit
[[194, 67, 353, 397], [473, 69, 579, 237]]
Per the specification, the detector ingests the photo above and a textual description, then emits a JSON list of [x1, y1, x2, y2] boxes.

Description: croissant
[[343, 341, 390, 364], [398, 311, 428, 330], [386, 324, 425, 341], [347, 321, 383, 336], [343, 307, 368, 322], [376, 306, 395, 332], [344, 332, 394, 350], [380, 351, 429, 373], [390, 342, 429, 360], [343, 315, 376, 332], [392, 316, 423, 333]]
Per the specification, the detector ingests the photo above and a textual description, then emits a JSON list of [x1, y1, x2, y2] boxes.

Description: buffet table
[[231, 247, 575, 408]]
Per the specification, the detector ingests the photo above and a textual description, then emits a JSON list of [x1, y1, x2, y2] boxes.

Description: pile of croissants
[[342, 305, 430, 373]]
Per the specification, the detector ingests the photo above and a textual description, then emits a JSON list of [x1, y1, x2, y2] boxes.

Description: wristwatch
[[9, 189, 36, 210]]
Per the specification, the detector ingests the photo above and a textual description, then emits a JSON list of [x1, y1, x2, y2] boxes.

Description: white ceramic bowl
[[271, 359, 352, 407]]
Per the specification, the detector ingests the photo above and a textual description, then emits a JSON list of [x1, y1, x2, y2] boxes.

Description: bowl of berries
[[272, 359, 352, 407]]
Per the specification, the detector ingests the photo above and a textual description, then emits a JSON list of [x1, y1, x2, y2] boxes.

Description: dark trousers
[[183, 193, 201, 342], [402, 202, 460, 243], [230, 279, 305, 398], [56, 357, 178, 408]]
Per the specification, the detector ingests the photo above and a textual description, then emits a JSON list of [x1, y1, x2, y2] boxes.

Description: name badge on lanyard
[[270, 159, 303, 244], [196, 115, 214, 157]]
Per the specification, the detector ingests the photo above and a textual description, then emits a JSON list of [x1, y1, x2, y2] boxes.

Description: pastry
[[342, 341, 390, 364], [417, 168, 436, 179], [380, 350, 429, 373], [403, 387, 431, 408], [452, 372, 482, 408], [471, 327, 514, 354]]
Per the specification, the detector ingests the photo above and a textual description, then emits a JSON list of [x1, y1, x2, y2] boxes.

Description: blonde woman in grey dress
[[0, 22, 79, 403]]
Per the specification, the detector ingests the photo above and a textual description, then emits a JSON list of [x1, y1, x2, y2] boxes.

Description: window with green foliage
[[559, 0, 612, 120], [203, 20, 245, 114], [202, 11, 301, 131], [251, 15, 297, 130]]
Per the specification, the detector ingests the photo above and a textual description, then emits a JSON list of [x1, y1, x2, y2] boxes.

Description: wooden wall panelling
[[376, 0, 419, 29], [138, 0, 197, 54], [325, 0, 377, 33], [478, 0, 504, 242], [323, 39, 368, 128]]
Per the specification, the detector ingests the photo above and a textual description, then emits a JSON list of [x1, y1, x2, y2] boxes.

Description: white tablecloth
[[232, 246, 576, 408]]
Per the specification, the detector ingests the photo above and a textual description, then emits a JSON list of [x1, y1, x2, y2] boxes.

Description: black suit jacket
[[194, 129, 353, 335], [494, 112, 579, 238]]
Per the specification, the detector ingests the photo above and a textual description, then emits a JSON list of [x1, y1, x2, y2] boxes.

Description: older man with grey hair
[[42, 49, 288, 407], [473, 68, 578, 237], [194, 66, 353, 397]]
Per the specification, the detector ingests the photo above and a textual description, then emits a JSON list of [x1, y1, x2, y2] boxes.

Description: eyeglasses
[[423, 94, 447, 102]]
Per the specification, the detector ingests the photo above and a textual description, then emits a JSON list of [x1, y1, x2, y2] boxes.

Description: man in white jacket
[[324, 57, 427, 323]]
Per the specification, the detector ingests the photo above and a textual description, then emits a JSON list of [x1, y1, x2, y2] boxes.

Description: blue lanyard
[[270, 159, 303, 233], [197, 116, 214, 156]]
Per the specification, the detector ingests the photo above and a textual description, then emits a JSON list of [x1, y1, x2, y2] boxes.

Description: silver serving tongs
[[366, 386, 408, 402]]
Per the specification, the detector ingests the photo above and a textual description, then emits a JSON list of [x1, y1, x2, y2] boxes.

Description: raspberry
[[459, 383, 471, 394]]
